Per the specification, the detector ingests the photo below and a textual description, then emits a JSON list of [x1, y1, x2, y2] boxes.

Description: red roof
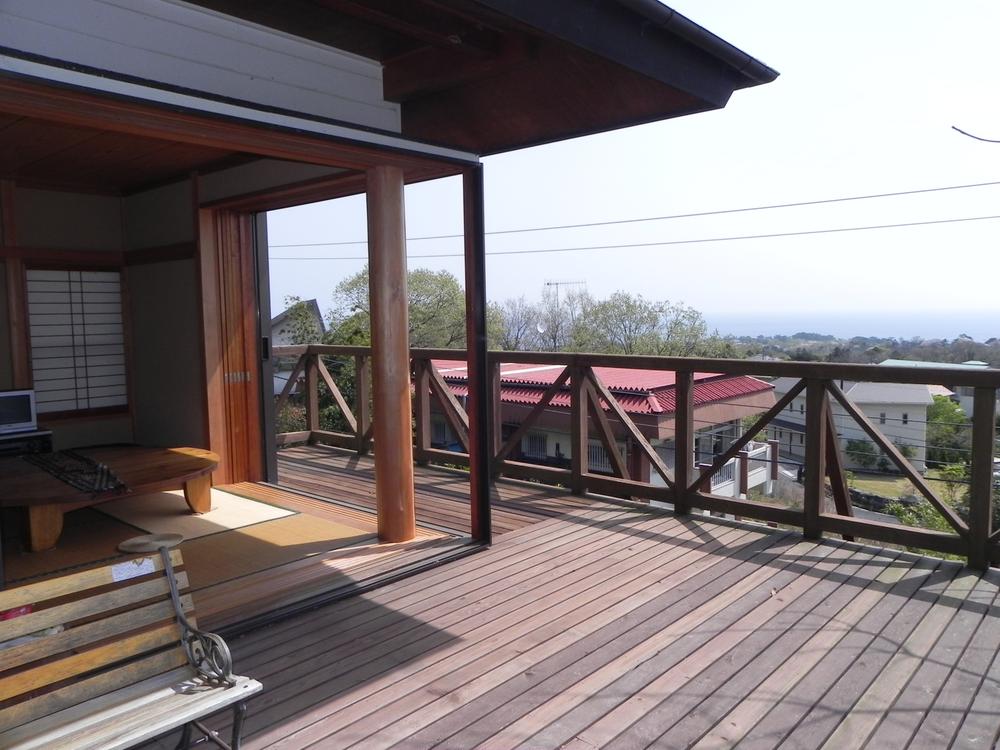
[[435, 360, 773, 417]]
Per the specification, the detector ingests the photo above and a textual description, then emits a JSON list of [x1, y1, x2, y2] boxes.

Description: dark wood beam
[[463, 165, 491, 543]]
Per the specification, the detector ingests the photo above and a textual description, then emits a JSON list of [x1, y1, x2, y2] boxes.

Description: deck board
[[276, 444, 586, 536], [135, 450, 1000, 750]]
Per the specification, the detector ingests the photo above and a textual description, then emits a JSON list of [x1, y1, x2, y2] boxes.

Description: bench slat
[[0, 623, 183, 703], [0, 648, 189, 733], [0, 550, 183, 611], [0, 571, 189, 642], [0, 594, 194, 672], [0, 670, 261, 750]]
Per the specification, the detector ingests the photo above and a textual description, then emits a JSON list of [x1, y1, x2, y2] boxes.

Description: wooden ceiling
[[0, 113, 250, 194]]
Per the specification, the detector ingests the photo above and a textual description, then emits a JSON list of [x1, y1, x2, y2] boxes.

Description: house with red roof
[[434, 361, 776, 496]]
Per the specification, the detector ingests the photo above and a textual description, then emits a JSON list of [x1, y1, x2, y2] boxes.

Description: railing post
[[803, 379, 828, 540], [673, 371, 694, 515], [769, 439, 780, 481], [739, 450, 749, 496], [569, 366, 588, 495], [355, 354, 371, 455], [412, 357, 431, 465], [968, 386, 997, 570], [305, 351, 319, 438], [697, 462, 713, 493], [490, 359, 502, 478]]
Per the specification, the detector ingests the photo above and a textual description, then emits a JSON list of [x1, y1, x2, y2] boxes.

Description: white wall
[[775, 385, 929, 472], [0, 0, 400, 133]]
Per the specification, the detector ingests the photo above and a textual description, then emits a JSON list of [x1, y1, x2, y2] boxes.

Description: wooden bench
[[0, 548, 261, 749]]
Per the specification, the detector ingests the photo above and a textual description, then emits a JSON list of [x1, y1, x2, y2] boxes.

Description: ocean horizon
[[706, 310, 998, 342]]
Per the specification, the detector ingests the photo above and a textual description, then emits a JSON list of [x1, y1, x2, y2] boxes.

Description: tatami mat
[[97, 488, 293, 540]]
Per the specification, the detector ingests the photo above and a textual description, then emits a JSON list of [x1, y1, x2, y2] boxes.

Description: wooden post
[[968, 387, 997, 570], [738, 450, 749, 495], [490, 359, 502, 477], [355, 354, 371, 454], [824, 407, 854, 519], [304, 351, 319, 436], [803, 380, 828, 540], [569, 366, 588, 495], [413, 357, 430, 465], [769, 439, 780, 481], [2, 180, 30, 389], [697, 462, 713, 493], [463, 165, 492, 543], [367, 166, 415, 543], [673, 371, 694, 514]]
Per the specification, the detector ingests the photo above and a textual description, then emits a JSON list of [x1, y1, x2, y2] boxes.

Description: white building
[[769, 377, 933, 473], [878, 358, 990, 417]]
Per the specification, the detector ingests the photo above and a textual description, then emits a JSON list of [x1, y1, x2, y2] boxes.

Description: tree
[[534, 287, 589, 352], [328, 266, 466, 348], [655, 302, 717, 356], [279, 296, 323, 344], [576, 291, 660, 354], [926, 395, 971, 467], [845, 439, 878, 469], [492, 296, 537, 351]]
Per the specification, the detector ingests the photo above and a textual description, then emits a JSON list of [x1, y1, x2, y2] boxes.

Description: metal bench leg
[[174, 723, 193, 749], [231, 702, 248, 750]]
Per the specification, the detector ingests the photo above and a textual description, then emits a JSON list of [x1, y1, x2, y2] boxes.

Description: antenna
[[543, 280, 585, 307]]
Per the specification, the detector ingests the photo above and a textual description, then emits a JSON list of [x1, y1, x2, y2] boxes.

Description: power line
[[269, 213, 1000, 261], [268, 178, 1000, 248]]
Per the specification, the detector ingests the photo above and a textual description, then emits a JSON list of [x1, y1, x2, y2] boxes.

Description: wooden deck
[[140, 497, 1000, 749], [276, 443, 591, 536]]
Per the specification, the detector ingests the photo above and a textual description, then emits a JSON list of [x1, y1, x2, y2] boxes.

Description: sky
[[266, 0, 1000, 341]]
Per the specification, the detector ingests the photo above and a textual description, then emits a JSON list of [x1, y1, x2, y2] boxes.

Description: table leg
[[183, 474, 212, 514], [27, 505, 64, 552]]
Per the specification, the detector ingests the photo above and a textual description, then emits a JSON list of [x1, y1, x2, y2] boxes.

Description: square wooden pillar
[[367, 166, 416, 543], [463, 165, 492, 543]]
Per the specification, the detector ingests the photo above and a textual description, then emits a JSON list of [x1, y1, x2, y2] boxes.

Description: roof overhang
[[187, 0, 778, 155]]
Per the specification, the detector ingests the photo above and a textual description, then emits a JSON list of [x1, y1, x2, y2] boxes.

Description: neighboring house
[[270, 300, 326, 395], [879, 358, 990, 417], [435, 361, 777, 498], [769, 377, 933, 472]]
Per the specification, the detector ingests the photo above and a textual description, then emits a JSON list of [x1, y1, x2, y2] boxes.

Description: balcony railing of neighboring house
[[702, 442, 771, 494], [272, 345, 1000, 570]]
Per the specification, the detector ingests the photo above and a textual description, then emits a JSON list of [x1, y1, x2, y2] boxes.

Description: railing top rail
[[274, 343, 1000, 388]]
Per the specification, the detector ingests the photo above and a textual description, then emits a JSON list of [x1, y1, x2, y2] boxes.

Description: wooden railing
[[273, 345, 1000, 569]]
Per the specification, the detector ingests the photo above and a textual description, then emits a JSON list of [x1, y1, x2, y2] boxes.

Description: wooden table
[[0, 446, 219, 554]]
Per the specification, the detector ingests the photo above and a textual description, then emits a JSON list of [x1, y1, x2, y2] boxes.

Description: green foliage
[[280, 296, 324, 345], [886, 497, 955, 536], [845, 439, 878, 469], [275, 403, 305, 434], [329, 266, 466, 349], [490, 288, 732, 356], [926, 395, 971, 467], [936, 462, 971, 509]]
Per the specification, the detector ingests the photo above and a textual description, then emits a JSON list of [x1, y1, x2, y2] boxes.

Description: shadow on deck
[[140, 463, 1000, 749]]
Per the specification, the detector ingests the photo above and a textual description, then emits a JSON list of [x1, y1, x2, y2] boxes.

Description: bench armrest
[[158, 548, 236, 686]]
